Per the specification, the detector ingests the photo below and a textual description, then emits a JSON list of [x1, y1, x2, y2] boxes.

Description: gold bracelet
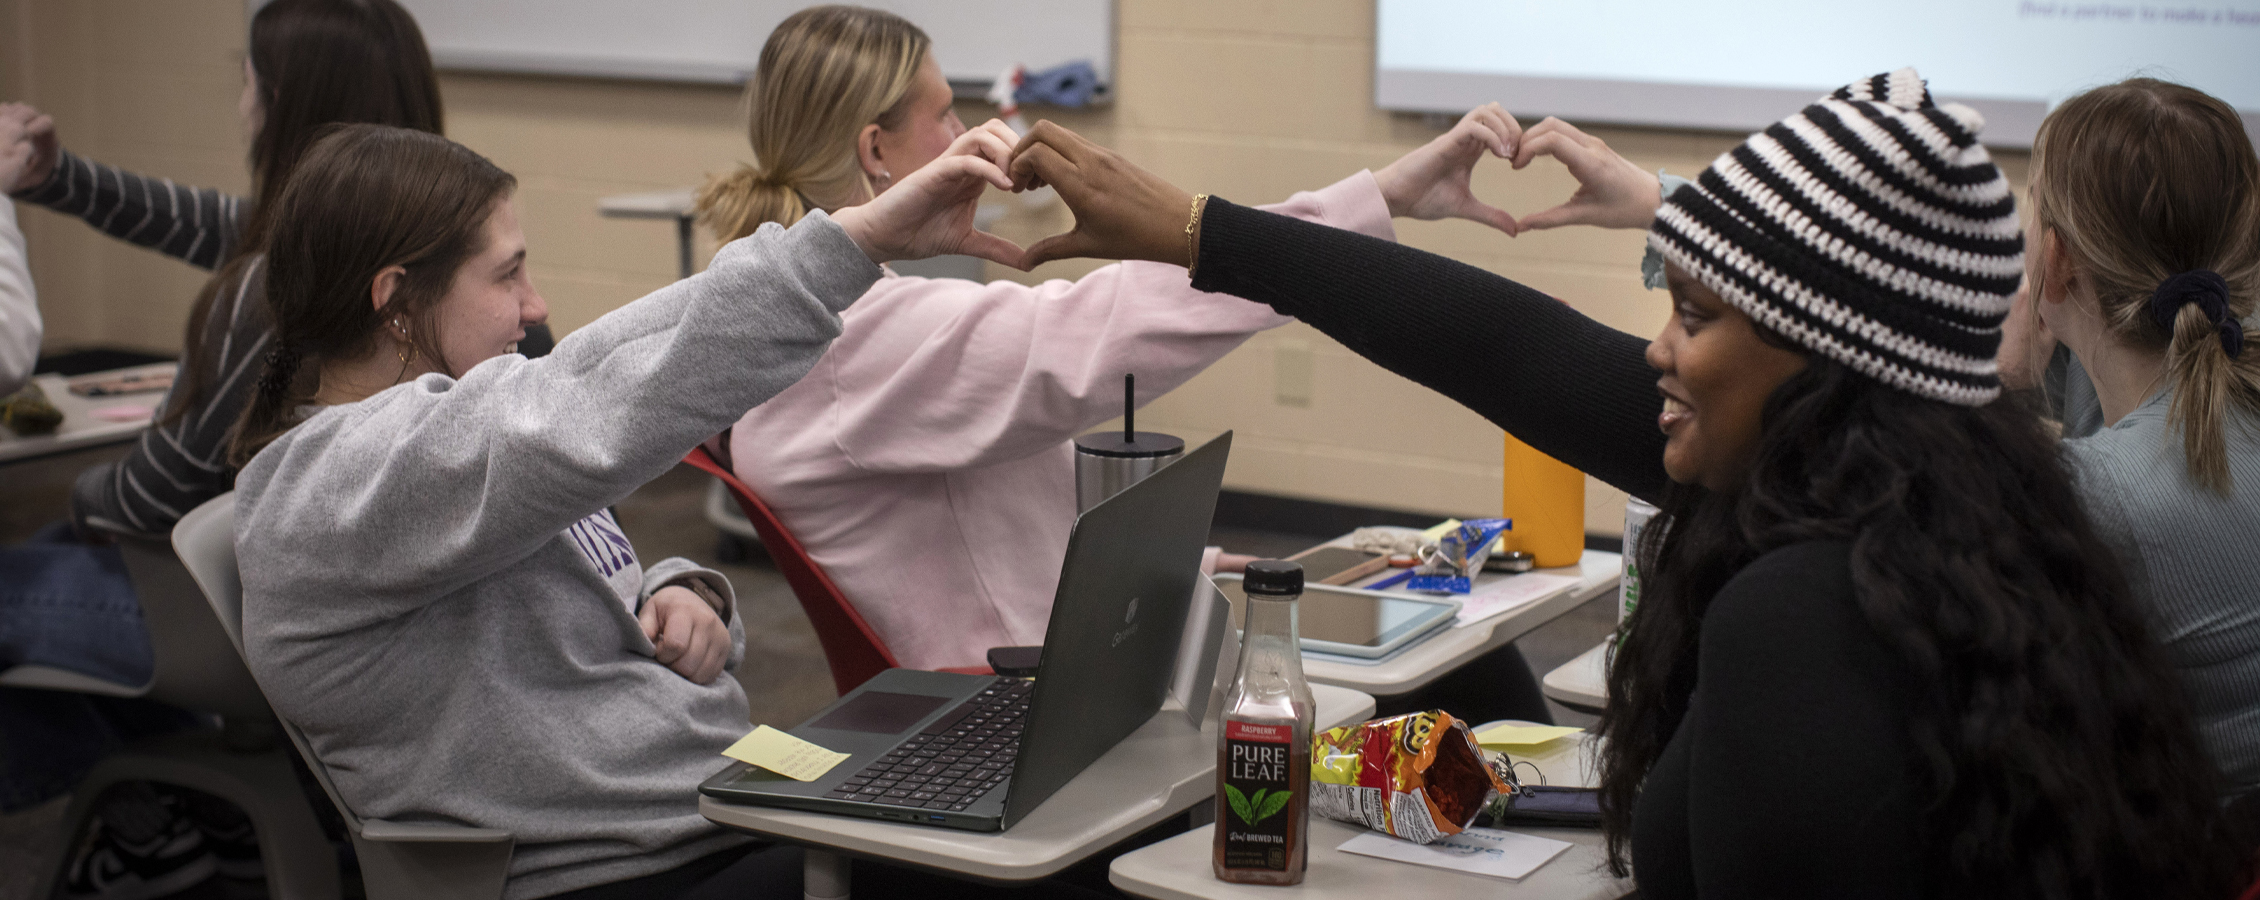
[[1184, 193, 1210, 277]]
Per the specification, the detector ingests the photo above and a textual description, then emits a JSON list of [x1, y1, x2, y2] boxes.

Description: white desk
[[598, 188, 699, 279], [1293, 549, 1621, 698], [1542, 642, 1611, 713], [1109, 733, 1628, 900], [701, 683, 1375, 895], [0, 363, 173, 465]]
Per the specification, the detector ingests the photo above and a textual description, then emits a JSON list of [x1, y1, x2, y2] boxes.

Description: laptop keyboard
[[824, 678, 1032, 812]]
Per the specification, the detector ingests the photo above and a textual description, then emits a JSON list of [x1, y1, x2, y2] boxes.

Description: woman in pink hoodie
[[699, 6, 1523, 670]]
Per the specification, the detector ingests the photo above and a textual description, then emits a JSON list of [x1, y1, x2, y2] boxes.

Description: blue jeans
[[0, 521, 192, 812], [0, 521, 151, 684]]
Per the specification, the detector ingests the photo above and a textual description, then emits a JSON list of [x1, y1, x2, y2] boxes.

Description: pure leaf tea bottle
[[1214, 560, 1315, 884]]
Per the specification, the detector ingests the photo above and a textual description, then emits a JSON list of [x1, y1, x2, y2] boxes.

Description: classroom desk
[[0, 363, 173, 465], [1289, 546, 1621, 698], [701, 683, 1376, 899], [1541, 642, 1611, 714], [1109, 733, 1629, 900], [597, 188, 699, 279]]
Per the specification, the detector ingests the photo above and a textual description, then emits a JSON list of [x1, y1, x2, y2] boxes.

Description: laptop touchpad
[[808, 691, 951, 734]]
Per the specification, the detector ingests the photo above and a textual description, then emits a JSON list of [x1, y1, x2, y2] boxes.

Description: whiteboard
[[1376, 0, 2260, 148], [328, 1, 1113, 93]]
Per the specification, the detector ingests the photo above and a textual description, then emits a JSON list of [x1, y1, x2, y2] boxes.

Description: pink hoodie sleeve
[[822, 170, 1395, 473]]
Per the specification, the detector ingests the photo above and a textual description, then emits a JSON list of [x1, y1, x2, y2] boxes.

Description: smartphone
[[1286, 545, 1390, 586]]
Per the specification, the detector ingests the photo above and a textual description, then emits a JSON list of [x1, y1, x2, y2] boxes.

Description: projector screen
[[1376, 0, 2260, 148], [300, 1, 1113, 93]]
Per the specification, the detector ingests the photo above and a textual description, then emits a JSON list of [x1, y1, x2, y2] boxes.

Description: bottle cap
[[1242, 560, 1304, 597]]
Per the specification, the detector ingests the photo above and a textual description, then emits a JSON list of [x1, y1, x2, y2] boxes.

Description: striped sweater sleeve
[[13, 148, 243, 271], [70, 258, 269, 535]]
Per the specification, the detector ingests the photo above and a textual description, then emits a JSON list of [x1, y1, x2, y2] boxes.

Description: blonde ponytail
[[2159, 280, 2260, 493], [695, 164, 807, 244], [695, 5, 930, 243], [2031, 78, 2260, 493]]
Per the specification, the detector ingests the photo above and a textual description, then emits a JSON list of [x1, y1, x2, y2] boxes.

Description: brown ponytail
[[2030, 78, 2260, 493], [228, 124, 515, 467], [694, 5, 930, 242]]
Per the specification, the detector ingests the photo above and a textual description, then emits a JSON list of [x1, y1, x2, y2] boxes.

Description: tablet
[[1211, 573, 1459, 659]]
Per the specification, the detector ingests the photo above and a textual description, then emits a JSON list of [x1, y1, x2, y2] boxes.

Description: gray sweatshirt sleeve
[[13, 148, 244, 270], [235, 213, 880, 607]]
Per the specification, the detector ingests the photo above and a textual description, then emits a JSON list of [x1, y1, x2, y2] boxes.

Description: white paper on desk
[[1337, 827, 1573, 880], [1454, 572, 1580, 625]]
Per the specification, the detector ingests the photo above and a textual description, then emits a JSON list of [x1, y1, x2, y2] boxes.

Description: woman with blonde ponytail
[[2008, 77, 2260, 802], [696, 6, 1542, 688], [696, 5, 938, 240]]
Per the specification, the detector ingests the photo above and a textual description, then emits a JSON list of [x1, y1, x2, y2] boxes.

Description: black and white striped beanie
[[1647, 68, 2024, 406]]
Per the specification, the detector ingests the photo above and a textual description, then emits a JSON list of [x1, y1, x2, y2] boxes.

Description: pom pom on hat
[[1647, 68, 2025, 406]]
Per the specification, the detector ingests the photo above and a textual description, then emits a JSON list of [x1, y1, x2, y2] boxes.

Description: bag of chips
[[1309, 710, 1507, 844]]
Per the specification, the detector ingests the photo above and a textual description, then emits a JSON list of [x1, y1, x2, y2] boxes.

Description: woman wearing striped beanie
[[1006, 69, 2243, 897]]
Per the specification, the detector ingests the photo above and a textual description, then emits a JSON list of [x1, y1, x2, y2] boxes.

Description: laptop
[[699, 431, 1234, 832]]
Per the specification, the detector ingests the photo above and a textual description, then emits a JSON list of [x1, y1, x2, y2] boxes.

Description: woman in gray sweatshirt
[[226, 124, 1019, 899]]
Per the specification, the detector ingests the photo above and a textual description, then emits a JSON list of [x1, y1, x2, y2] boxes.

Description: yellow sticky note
[[1474, 723, 1583, 750], [722, 725, 851, 782]]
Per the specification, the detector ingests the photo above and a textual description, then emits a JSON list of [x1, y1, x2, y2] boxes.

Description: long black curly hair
[[1593, 355, 2242, 898]]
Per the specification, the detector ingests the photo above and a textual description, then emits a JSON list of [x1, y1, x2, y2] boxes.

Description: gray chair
[[2, 522, 339, 900], [172, 493, 515, 900]]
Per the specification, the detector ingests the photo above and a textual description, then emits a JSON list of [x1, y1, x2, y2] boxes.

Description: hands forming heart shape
[[830, 102, 1667, 273]]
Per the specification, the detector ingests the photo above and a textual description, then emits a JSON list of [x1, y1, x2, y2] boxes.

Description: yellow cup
[[1501, 433, 1585, 568]]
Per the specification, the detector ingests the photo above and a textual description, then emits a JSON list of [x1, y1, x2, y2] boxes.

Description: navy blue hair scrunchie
[[2148, 270, 2243, 359]]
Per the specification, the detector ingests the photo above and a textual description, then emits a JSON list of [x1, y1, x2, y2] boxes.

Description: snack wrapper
[[1, 382, 62, 437], [1408, 518, 1511, 593], [1309, 711, 1508, 844]]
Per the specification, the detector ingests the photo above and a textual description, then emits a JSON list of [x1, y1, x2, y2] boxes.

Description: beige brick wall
[[4, 0, 2030, 533]]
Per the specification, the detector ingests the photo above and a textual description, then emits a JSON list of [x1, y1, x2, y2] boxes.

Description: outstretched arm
[[1192, 199, 1668, 503], [1007, 117, 1670, 502], [812, 170, 1388, 474], [4, 104, 245, 270], [236, 155, 1019, 613]]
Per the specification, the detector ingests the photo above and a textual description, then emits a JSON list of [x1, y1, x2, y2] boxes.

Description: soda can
[[1619, 498, 1659, 628]]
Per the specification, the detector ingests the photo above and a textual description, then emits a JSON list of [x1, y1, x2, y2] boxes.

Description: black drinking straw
[[1123, 374, 1135, 443]]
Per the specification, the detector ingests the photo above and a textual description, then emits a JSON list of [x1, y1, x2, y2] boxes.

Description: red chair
[[682, 447, 986, 694]]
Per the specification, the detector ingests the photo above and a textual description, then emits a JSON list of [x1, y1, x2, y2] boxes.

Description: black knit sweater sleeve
[[1189, 197, 1670, 503], [14, 148, 243, 271]]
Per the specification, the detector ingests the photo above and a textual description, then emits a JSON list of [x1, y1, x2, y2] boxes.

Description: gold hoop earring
[[393, 319, 416, 364]]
